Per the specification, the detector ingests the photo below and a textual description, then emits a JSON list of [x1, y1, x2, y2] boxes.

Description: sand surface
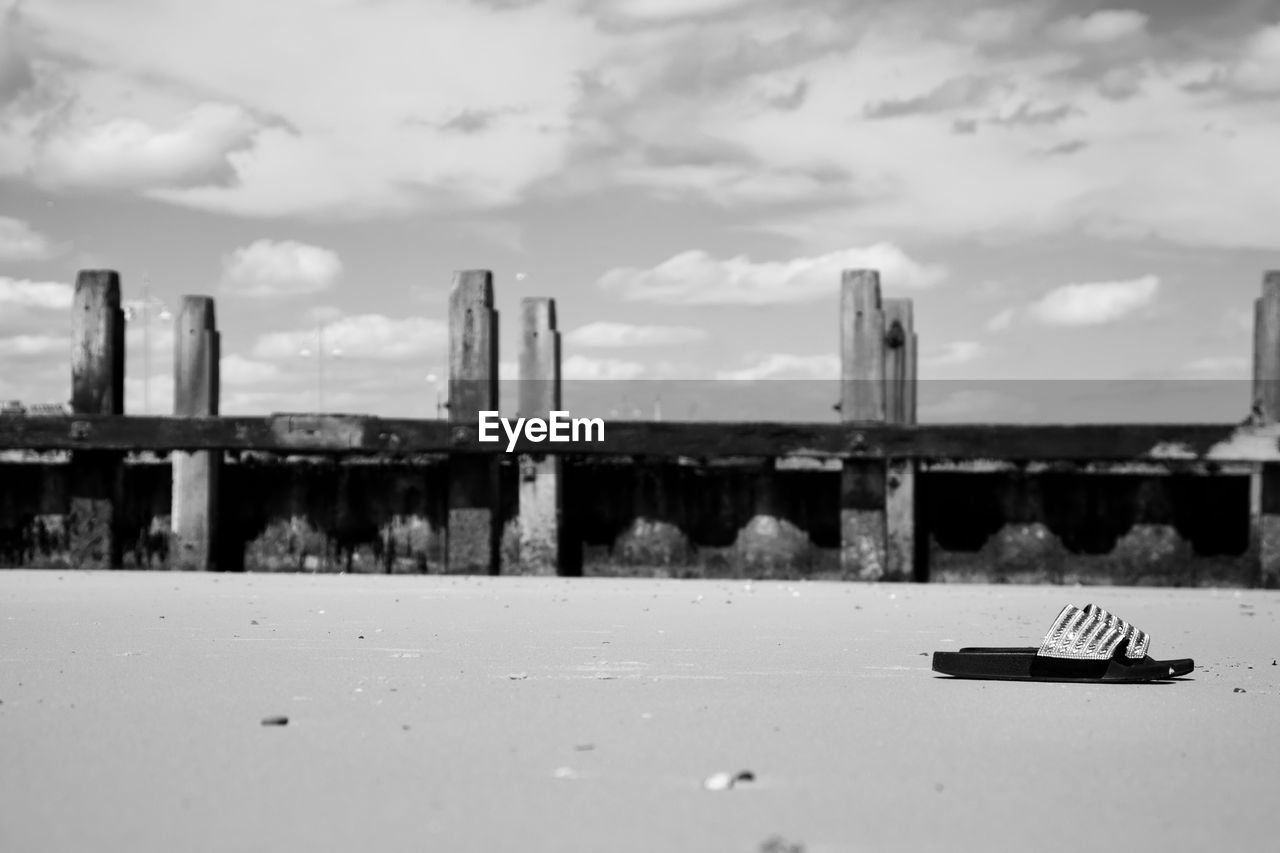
[[2, 571, 1278, 853]]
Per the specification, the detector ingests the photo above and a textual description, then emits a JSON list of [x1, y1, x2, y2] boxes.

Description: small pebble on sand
[[704, 773, 734, 791], [704, 770, 755, 791]]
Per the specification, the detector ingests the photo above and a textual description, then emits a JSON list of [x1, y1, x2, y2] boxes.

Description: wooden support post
[[517, 297, 562, 576], [841, 271, 886, 423], [171, 296, 220, 571], [840, 270, 888, 580], [1253, 297, 1264, 417], [1252, 271, 1280, 587], [68, 270, 125, 569], [883, 299, 914, 425], [883, 298, 919, 582], [447, 270, 500, 574], [906, 324, 918, 425]]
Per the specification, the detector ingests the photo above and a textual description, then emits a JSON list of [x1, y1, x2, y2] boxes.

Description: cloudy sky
[[1, 0, 1277, 421]]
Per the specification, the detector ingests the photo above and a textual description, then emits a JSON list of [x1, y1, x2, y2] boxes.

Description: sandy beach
[[2, 571, 1278, 853]]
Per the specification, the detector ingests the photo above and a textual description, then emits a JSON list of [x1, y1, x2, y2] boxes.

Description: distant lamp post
[[299, 321, 342, 413], [426, 372, 445, 419], [121, 279, 171, 414]]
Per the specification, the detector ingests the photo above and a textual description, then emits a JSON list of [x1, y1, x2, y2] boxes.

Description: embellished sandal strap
[[1038, 604, 1151, 661]]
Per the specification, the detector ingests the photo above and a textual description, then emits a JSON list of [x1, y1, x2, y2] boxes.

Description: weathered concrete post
[[1252, 270, 1280, 587], [517, 297, 562, 575], [840, 270, 888, 580], [448, 270, 500, 574], [883, 297, 919, 581], [171, 296, 220, 571], [68, 270, 126, 569]]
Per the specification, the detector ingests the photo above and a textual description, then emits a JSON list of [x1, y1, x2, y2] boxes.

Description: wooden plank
[[70, 271, 126, 415], [840, 270, 887, 580], [516, 297, 561, 576], [1252, 295, 1264, 584], [1257, 465, 1280, 588], [1258, 272, 1280, 421], [922, 459, 1253, 476], [906, 330, 918, 425], [447, 270, 500, 574], [0, 414, 456, 453], [882, 299, 913, 425], [882, 298, 917, 581], [884, 461, 916, 580], [1, 418, 1276, 461], [1253, 297, 1264, 419], [1254, 272, 1280, 586], [67, 270, 125, 570], [171, 296, 220, 571], [840, 270, 886, 422]]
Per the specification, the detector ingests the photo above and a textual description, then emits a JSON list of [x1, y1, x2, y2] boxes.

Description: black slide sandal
[[932, 603, 1195, 683]]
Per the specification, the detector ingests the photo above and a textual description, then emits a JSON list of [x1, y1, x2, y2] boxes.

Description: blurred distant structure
[[1, 401, 73, 416]]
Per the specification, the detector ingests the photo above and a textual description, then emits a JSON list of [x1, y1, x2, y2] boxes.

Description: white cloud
[[1232, 24, 1280, 94], [31, 103, 259, 191], [952, 5, 1049, 45], [221, 354, 281, 385], [571, 3, 1280, 252], [562, 354, 647, 380], [221, 239, 343, 298], [715, 353, 838, 380], [1027, 275, 1159, 326], [986, 307, 1016, 332], [611, 160, 856, 208], [252, 314, 446, 361], [0, 217, 62, 261], [302, 304, 346, 325], [565, 321, 707, 347], [121, 317, 175, 414], [124, 372, 174, 415], [1182, 355, 1249, 378], [1225, 307, 1255, 334], [599, 243, 947, 305], [4, 0, 1278, 252], [605, 0, 754, 23], [0, 334, 66, 358], [0, 277, 73, 310], [9, 0, 601, 218], [0, 7, 34, 101], [1049, 10, 1148, 45], [925, 341, 985, 367], [124, 315, 175, 351], [746, 67, 1280, 249]]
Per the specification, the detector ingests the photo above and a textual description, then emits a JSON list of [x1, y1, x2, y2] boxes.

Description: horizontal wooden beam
[[0, 414, 448, 455], [921, 459, 1254, 476], [0, 415, 1276, 462]]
